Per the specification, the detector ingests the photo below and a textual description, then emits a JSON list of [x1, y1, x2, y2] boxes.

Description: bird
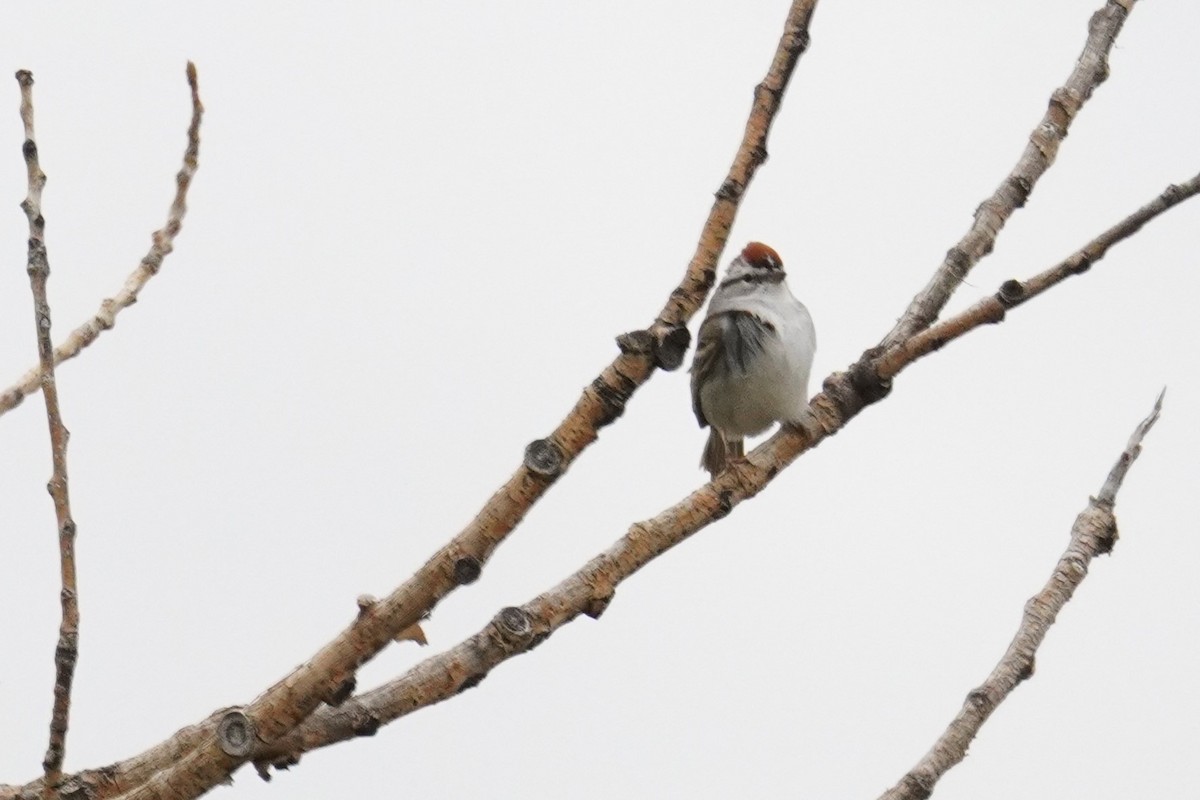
[[689, 242, 816, 477]]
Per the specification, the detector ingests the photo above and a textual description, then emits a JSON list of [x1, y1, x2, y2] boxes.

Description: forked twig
[[878, 390, 1164, 800], [880, 0, 1137, 349], [2, 6, 825, 800], [875, 173, 1200, 380], [246, 174, 1195, 773], [15, 68, 82, 797], [0, 62, 203, 418], [0, 3, 1183, 798]]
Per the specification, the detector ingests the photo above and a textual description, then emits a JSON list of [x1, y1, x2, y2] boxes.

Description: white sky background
[[0, 1, 1197, 798]]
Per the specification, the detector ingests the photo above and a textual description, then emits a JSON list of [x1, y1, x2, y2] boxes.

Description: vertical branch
[[16, 69, 82, 794]]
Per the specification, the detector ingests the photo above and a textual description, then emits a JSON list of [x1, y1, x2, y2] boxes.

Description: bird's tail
[[701, 430, 743, 478]]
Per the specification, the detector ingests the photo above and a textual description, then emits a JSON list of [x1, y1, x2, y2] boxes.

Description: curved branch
[[878, 390, 1164, 800], [880, 0, 1136, 349], [248, 172, 1197, 773], [0, 62, 203, 419]]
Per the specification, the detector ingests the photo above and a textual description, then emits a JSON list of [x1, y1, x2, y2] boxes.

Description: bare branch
[[650, 0, 817, 332], [875, 172, 1200, 380], [877, 391, 1164, 800], [14, 67, 82, 796], [880, 0, 1136, 349], [248, 173, 1197, 774], [1097, 388, 1163, 506], [2, 7, 824, 800], [3, 6, 1180, 798], [0, 62, 203, 419]]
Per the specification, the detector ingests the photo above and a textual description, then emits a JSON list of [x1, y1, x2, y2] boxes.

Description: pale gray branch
[[15, 67, 83, 797], [878, 391, 1164, 800], [0, 63, 203, 419], [881, 0, 1136, 349], [875, 173, 1200, 381]]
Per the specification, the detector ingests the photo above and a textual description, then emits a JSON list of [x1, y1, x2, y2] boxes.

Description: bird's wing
[[689, 310, 775, 428], [690, 315, 723, 428]]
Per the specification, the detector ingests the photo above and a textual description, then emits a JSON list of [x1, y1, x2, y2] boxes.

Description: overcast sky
[[0, 2, 1197, 798]]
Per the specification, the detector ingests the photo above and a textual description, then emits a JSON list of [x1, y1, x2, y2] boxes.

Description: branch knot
[[524, 438, 565, 477], [650, 324, 691, 371], [216, 709, 257, 757]]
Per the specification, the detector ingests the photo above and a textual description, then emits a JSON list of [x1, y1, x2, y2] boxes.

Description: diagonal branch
[[1, 5, 824, 800], [880, 0, 1136, 350], [0, 62, 203, 419], [874, 172, 1200, 380], [15, 68, 82, 796], [878, 390, 1164, 800], [246, 172, 1197, 774]]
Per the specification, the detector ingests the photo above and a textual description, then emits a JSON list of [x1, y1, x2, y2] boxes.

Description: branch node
[[997, 279, 1026, 308], [584, 592, 614, 620], [355, 594, 378, 617], [216, 709, 257, 758], [590, 372, 636, 427], [1094, 512, 1119, 555], [326, 676, 357, 707], [615, 329, 652, 355], [849, 351, 893, 405], [714, 178, 743, 202], [651, 324, 691, 371], [523, 437, 565, 478], [1068, 253, 1093, 274], [453, 555, 483, 586], [819, 373, 862, 425], [494, 606, 534, 647], [353, 713, 381, 737], [965, 687, 994, 713]]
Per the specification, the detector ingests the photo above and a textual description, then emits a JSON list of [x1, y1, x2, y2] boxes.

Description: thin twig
[[880, 0, 1136, 350], [877, 390, 1164, 800], [0, 62, 203, 419], [247, 173, 1197, 773], [2, 8, 824, 800], [15, 68, 82, 796], [875, 172, 1200, 380]]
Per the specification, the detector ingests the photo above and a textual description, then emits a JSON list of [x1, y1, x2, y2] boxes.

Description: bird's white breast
[[701, 283, 816, 437]]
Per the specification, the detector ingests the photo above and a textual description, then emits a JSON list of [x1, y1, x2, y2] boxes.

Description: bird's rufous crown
[[741, 242, 783, 271]]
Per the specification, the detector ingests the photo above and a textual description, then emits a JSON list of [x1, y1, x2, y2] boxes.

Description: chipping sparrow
[[689, 242, 816, 477]]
